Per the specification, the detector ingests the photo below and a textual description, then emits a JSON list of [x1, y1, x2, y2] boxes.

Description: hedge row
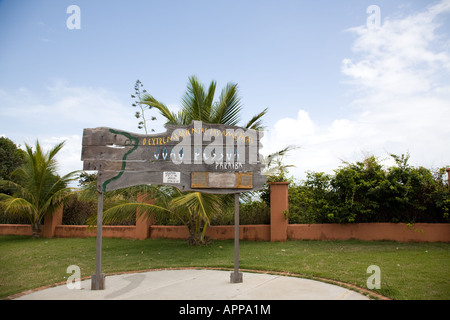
[[286, 155, 449, 224]]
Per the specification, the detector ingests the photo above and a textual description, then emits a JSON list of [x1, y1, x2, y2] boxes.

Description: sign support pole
[[91, 190, 105, 290], [82, 123, 267, 288], [230, 192, 243, 283]]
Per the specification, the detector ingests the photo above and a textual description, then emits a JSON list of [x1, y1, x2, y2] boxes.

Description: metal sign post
[[91, 191, 105, 290], [230, 193, 243, 283]]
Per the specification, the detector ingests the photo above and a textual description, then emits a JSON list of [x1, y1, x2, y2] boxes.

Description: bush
[[62, 195, 96, 225], [288, 154, 450, 224], [62, 195, 136, 225], [0, 210, 29, 224], [32, 153, 450, 226], [209, 200, 270, 225]]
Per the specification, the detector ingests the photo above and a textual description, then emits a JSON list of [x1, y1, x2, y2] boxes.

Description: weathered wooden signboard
[[82, 121, 267, 289], [82, 121, 267, 194]]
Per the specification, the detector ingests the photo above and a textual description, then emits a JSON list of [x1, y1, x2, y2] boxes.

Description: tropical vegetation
[[0, 141, 78, 238], [2, 77, 448, 241], [138, 75, 267, 130], [287, 154, 450, 224], [0, 137, 26, 195], [94, 76, 269, 245]]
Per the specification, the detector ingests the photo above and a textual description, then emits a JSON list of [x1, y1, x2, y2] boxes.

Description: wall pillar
[[136, 193, 154, 240], [446, 168, 450, 190], [270, 182, 289, 242], [42, 204, 63, 238]]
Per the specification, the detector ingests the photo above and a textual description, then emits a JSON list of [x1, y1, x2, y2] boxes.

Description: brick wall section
[[287, 223, 450, 242], [1, 222, 449, 242]]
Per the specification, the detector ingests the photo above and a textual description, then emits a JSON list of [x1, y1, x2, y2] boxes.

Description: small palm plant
[[0, 141, 78, 238], [263, 145, 299, 181], [94, 186, 222, 245]]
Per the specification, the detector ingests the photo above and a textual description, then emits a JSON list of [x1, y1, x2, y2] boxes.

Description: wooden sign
[[81, 121, 267, 193], [191, 172, 253, 189]]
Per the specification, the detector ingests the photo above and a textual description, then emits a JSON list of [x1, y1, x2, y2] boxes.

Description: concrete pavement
[[15, 269, 371, 300]]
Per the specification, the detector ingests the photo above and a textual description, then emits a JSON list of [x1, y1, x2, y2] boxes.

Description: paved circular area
[[15, 269, 370, 300]]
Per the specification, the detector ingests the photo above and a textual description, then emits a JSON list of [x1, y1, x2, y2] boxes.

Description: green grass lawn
[[0, 235, 449, 300]]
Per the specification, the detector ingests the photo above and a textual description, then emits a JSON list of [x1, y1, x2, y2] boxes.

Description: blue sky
[[1, 0, 449, 180]]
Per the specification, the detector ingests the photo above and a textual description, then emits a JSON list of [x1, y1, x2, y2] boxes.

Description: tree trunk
[[186, 218, 211, 246], [31, 222, 41, 239], [188, 232, 210, 246]]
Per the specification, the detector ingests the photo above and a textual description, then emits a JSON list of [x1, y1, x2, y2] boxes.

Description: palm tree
[[139, 75, 267, 129], [0, 141, 78, 238], [142, 76, 267, 243], [96, 186, 222, 245], [98, 76, 268, 245]]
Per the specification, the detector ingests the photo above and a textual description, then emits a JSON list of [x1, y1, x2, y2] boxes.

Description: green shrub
[[288, 154, 450, 224], [62, 195, 96, 225]]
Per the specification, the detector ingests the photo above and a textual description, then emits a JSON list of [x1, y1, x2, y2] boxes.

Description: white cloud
[[0, 82, 138, 131], [342, 0, 450, 96], [272, 110, 315, 144], [43, 81, 140, 130], [0, 81, 169, 179], [264, 0, 450, 180]]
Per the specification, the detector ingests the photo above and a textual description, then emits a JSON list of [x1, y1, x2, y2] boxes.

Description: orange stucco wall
[[54, 225, 136, 239], [0, 224, 34, 236], [147, 225, 270, 241], [2, 222, 448, 242], [287, 223, 450, 242]]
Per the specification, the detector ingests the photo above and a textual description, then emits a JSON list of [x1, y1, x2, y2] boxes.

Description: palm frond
[[202, 80, 217, 121], [88, 201, 171, 226], [140, 94, 179, 125], [41, 169, 80, 203], [212, 83, 241, 125], [170, 192, 222, 224], [41, 187, 79, 218], [45, 140, 65, 168], [0, 195, 36, 219], [180, 76, 203, 123], [0, 179, 34, 201], [263, 145, 300, 168], [245, 108, 268, 130], [173, 109, 189, 126]]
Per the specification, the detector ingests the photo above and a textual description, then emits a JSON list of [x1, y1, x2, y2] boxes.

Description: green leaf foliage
[[139, 75, 267, 129], [0, 141, 79, 237], [288, 154, 450, 224]]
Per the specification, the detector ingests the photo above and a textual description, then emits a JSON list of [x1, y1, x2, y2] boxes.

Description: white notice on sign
[[163, 171, 180, 184]]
